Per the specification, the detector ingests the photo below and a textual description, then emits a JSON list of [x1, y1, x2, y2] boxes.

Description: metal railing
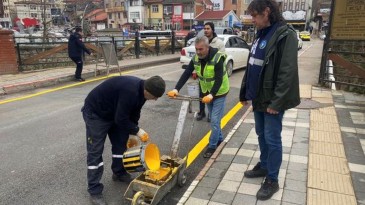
[[319, 39, 365, 93], [15, 34, 184, 71]]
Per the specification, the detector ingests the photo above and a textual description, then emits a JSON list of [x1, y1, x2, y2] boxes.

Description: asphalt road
[[0, 39, 318, 205], [0, 62, 246, 205]]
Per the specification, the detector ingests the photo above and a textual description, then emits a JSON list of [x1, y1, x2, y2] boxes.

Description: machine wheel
[[226, 61, 233, 77], [132, 191, 145, 205], [177, 163, 187, 187]]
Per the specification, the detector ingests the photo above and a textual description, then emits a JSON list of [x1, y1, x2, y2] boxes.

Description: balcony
[[105, 6, 125, 13]]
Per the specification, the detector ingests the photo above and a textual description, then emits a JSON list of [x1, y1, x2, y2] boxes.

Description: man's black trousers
[[70, 56, 83, 79], [82, 106, 129, 195]]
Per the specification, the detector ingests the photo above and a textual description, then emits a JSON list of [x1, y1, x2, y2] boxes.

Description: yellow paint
[[146, 167, 171, 181], [124, 162, 142, 167], [186, 103, 243, 167], [122, 156, 141, 163], [145, 143, 161, 171], [0, 72, 132, 105]]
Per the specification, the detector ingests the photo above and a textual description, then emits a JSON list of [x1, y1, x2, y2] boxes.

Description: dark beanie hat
[[205, 22, 215, 32], [144, 76, 166, 97]]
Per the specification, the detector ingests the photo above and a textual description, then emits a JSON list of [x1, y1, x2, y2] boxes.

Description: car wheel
[[226, 61, 233, 77]]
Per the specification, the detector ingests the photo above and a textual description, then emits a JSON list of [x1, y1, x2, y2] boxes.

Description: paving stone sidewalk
[[179, 85, 365, 205]]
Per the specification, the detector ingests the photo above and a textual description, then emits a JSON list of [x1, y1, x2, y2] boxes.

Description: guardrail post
[[135, 34, 140, 59], [155, 36, 160, 56], [17, 43, 23, 72], [171, 31, 175, 54]]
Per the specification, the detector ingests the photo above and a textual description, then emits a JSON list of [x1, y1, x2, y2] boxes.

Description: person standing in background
[[68, 27, 91, 82]]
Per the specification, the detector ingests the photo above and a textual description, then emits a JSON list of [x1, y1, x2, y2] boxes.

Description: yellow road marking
[[0, 72, 130, 105], [186, 102, 243, 167]]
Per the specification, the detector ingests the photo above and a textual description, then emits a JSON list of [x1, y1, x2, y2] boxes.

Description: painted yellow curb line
[[0, 72, 130, 105], [186, 102, 243, 167]]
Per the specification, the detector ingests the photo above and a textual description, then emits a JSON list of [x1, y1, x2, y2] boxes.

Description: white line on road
[[298, 43, 314, 57]]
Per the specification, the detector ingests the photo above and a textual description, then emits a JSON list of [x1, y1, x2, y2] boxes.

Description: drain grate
[[296, 98, 323, 109]]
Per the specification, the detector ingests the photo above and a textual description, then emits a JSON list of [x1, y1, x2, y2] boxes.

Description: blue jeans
[[207, 96, 226, 149], [254, 110, 285, 182]]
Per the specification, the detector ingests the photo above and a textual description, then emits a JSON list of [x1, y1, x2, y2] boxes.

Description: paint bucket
[[187, 82, 199, 97], [122, 143, 160, 173]]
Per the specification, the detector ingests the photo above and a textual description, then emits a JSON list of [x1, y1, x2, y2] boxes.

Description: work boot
[[256, 178, 279, 200], [196, 111, 206, 121], [112, 173, 133, 183], [90, 194, 107, 205], [203, 148, 215, 158], [244, 162, 268, 178]]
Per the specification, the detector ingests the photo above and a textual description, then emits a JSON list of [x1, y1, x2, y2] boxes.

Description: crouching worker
[[82, 75, 166, 205]]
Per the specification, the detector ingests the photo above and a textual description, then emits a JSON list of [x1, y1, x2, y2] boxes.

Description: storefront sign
[[211, 0, 223, 11], [331, 0, 365, 40]]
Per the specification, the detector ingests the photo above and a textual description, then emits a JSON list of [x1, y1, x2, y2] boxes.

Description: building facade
[[14, 1, 52, 22], [126, 0, 144, 30], [281, 0, 313, 30], [143, 0, 163, 30], [104, 0, 127, 29], [0, 0, 16, 28]]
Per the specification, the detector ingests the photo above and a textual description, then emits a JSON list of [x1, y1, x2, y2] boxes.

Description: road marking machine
[[124, 95, 199, 205]]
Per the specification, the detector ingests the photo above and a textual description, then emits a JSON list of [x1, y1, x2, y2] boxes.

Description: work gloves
[[137, 128, 149, 142], [202, 94, 213, 103], [167, 89, 179, 98]]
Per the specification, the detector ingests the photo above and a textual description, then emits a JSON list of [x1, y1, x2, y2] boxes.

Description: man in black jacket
[[239, 0, 300, 201], [82, 75, 166, 205], [68, 27, 91, 81]]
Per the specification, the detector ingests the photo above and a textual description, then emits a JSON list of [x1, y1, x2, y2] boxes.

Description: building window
[[109, 13, 112, 19], [301, 2, 305, 10], [152, 5, 158, 13], [244, 0, 251, 3], [232, 0, 237, 4], [109, 24, 112, 28], [174, 5, 182, 15], [284, 3, 287, 10], [130, 12, 140, 20], [30, 5, 36, 10], [183, 4, 193, 13], [164, 5, 172, 15], [289, 2, 293, 10], [130, 0, 140, 6], [118, 12, 121, 19]]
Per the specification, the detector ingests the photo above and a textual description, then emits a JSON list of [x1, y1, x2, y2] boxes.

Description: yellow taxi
[[299, 31, 311, 41]]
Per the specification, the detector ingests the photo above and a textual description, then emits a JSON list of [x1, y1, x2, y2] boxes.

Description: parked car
[[299, 31, 311, 41], [186, 27, 234, 46], [180, 34, 250, 76]]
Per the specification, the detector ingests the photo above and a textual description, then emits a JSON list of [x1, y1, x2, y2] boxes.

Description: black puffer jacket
[[68, 32, 90, 58], [240, 23, 300, 112]]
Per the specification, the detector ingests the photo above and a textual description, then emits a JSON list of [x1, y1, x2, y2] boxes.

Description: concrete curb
[[178, 106, 252, 205], [0, 57, 179, 95]]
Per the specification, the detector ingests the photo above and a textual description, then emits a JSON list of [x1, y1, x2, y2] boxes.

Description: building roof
[[85, 9, 107, 22], [90, 13, 107, 22], [195, 10, 232, 20], [85, 9, 104, 19], [194, 0, 213, 6]]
